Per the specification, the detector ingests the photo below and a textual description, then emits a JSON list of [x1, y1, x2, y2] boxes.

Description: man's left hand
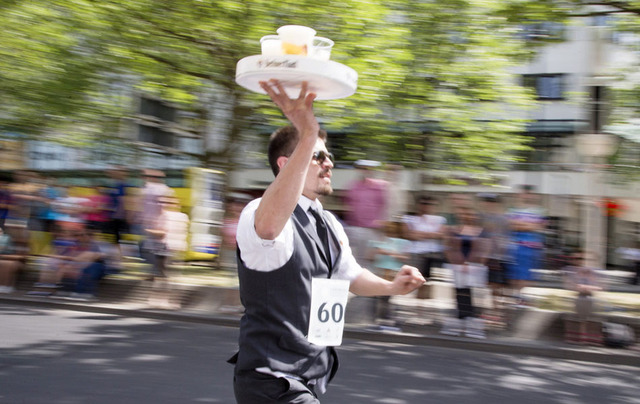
[[391, 265, 426, 295]]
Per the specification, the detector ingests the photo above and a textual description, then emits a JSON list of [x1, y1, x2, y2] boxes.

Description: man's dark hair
[[417, 195, 436, 205], [267, 126, 328, 176]]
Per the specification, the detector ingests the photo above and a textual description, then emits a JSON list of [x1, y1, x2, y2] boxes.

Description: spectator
[[368, 220, 411, 327], [506, 185, 546, 305], [138, 169, 175, 281], [441, 206, 491, 339], [563, 251, 603, 345], [444, 193, 473, 226], [84, 186, 111, 234], [0, 175, 13, 230], [219, 193, 249, 271], [147, 195, 189, 309], [402, 195, 447, 281], [383, 164, 409, 221], [616, 241, 640, 285], [0, 225, 26, 293], [158, 195, 189, 263], [69, 228, 109, 300], [50, 185, 90, 229], [343, 159, 388, 267], [29, 226, 80, 295], [29, 226, 107, 300], [105, 167, 131, 246], [477, 193, 510, 324]]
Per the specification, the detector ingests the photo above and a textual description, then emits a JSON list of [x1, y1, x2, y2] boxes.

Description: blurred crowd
[[0, 163, 635, 345], [0, 168, 188, 306], [337, 161, 628, 343]]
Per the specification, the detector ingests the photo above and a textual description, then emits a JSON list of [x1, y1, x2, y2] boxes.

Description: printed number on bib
[[308, 278, 349, 346]]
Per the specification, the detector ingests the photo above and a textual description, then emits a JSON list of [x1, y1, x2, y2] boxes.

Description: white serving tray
[[236, 55, 358, 100]]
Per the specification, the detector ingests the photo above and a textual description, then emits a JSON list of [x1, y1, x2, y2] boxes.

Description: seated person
[[563, 251, 603, 345], [31, 225, 79, 292], [31, 226, 107, 299], [0, 225, 27, 293], [71, 229, 108, 299]]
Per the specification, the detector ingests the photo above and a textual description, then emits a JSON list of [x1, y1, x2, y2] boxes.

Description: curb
[[3, 295, 639, 367]]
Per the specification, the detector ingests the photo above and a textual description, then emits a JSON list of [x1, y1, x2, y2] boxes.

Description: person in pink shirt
[[84, 186, 111, 233], [343, 160, 388, 267], [219, 193, 250, 271]]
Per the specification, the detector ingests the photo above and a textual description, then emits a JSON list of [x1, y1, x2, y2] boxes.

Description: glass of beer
[[277, 25, 316, 56]]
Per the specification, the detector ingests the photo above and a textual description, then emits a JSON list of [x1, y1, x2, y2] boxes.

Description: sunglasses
[[312, 150, 334, 165]]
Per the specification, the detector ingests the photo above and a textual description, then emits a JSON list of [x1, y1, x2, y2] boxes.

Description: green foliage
[[0, 0, 548, 169]]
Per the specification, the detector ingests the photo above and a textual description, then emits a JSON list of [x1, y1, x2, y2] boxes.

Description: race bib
[[307, 278, 350, 346]]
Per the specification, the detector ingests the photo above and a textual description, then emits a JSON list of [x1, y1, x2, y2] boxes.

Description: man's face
[[303, 138, 334, 199], [418, 199, 435, 214]]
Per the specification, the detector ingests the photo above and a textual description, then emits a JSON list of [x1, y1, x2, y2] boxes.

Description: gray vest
[[231, 205, 342, 382]]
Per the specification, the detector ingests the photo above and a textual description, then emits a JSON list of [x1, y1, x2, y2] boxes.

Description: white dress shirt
[[236, 196, 363, 281]]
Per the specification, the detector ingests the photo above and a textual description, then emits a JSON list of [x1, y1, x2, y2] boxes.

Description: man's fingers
[[260, 81, 280, 102], [298, 81, 308, 100], [304, 92, 317, 108], [273, 80, 288, 98]]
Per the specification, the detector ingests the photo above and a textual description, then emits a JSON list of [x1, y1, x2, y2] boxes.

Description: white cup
[[277, 25, 316, 56], [310, 36, 334, 61], [260, 35, 283, 56]]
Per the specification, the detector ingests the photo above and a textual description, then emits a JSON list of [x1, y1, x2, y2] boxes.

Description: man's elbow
[[254, 221, 279, 241]]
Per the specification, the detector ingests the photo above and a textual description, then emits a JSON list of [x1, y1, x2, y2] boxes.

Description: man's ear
[[276, 155, 289, 172]]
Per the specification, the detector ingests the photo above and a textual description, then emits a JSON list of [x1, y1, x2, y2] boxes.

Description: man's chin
[[318, 185, 333, 196]]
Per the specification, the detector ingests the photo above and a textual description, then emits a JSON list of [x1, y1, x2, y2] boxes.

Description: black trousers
[[455, 287, 475, 319], [233, 370, 320, 404]]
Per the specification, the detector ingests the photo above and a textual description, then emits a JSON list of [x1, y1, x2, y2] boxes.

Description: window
[[521, 22, 565, 41], [139, 96, 177, 122], [522, 74, 565, 100]]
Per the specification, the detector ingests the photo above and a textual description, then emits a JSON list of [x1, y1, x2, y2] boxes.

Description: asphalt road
[[2, 305, 639, 404]]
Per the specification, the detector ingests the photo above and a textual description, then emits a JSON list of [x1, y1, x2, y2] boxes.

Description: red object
[[602, 198, 625, 217]]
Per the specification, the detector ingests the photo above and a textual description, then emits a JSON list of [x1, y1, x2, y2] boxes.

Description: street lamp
[[575, 133, 618, 269]]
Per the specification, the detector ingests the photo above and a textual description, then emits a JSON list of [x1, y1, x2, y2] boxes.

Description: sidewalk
[[3, 264, 640, 367]]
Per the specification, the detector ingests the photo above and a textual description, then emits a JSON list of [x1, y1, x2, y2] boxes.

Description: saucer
[[236, 55, 358, 100]]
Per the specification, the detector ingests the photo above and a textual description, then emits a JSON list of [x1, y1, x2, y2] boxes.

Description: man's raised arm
[[254, 80, 319, 240]]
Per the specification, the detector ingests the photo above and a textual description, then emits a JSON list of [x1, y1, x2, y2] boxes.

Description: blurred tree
[[500, 0, 640, 175], [0, 0, 544, 171], [501, 0, 640, 120]]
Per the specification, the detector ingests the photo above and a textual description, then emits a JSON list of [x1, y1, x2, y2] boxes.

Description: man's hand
[[259, 80, 319, 136], [390, 265, 426, 295]]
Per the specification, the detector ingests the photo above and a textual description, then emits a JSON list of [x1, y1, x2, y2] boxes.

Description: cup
[[310, 36, 334, 61], [277, 25, 316, 56], [260, 35, 283, 56]]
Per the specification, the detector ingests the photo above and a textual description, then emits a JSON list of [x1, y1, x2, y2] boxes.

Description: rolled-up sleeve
[[236, 199, 294, 272]]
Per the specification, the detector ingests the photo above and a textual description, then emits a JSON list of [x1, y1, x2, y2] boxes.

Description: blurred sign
[[185, 167, 225, 259], [25, 140, 198, 171], [0, 140, 25, 170]]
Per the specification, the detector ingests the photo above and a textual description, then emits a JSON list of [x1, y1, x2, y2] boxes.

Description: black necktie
[[309, 207, 332, 267]]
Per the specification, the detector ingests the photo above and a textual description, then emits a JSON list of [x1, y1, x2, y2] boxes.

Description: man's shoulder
[[427, 214, 447, 222], [238, 198, 262, 220]]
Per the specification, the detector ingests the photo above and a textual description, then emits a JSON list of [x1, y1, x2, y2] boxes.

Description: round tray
[[236, 55, 358, 100]]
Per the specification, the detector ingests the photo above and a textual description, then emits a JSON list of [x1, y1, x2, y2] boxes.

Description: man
[[229, 80, 425, 403], [138, 169, 175, 281], [477, 193, 510, 322], [402, 195, 447, 280], [105, 167, 131, 246], [343, 159, 388, 267]]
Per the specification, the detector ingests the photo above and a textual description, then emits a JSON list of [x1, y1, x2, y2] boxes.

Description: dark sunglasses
[[312, 150, 334, 164]]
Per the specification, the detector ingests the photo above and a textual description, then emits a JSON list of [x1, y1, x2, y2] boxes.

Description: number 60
[[317, 302, 344, 323]]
